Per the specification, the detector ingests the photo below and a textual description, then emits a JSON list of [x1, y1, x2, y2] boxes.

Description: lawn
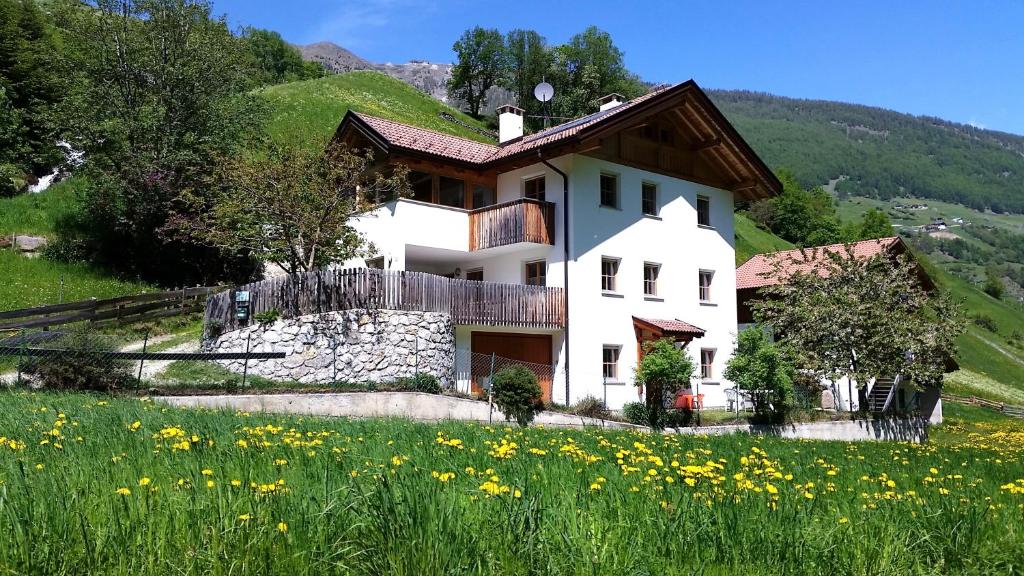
[[260, 70, 493, 149], [0, 250, 152, 311], [0, 178, 82, 237], [0, 391, 1022, 575]]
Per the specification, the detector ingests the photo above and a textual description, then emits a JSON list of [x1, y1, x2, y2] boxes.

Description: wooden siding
[[205, 269, 565, 332], [469, 198, 555, 251]]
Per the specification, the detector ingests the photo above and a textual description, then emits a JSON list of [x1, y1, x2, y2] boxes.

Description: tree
[[171, 141, 409, 310], [751, 247, 963, 412], [724, 327, 796, 422], [547, 26, 645, 119], [448, 26, 505, 117], [769, 170, 844, 246], [502, 29, 550, 128], [855, 208, 895, 240], [53, 0, 265, 285], [633, 338, 695, 430], [0, 0, 64, 176], [242, 28, 325, 85], [983, 266, 1005, 300]]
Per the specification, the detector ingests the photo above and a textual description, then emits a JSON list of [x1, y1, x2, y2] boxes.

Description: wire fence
[[0, 327, 562, 400]]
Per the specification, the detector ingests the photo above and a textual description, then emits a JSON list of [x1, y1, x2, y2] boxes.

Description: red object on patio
[[673, 392, 704, 410]]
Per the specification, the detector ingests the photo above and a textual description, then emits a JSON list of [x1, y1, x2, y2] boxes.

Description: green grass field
[[0, 178, 82, 237], [0, 391, 1021, 575], [0, 250, 152, 311], [260, 71, 492, 148]]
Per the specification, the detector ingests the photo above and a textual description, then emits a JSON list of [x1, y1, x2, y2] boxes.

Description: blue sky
[[213, 0, 1024, 135]]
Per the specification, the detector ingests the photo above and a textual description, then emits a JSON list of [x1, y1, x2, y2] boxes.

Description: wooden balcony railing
[[206, 268, 565, 333], [469, 198, 555, 251]]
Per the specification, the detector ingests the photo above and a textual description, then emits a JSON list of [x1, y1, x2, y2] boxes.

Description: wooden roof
[[334, 80, 782, 200]]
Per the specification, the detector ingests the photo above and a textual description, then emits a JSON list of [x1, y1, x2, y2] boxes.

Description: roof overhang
[[633, 316, 706, 342]]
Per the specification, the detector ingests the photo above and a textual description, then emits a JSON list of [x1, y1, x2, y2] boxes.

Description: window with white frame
[[601, 257, 620, 292], [600, 173, 619, 208], [697, 195, 711, 227], [641, 182, 658, 216], [643, 262, 660, 296], [602, 345, 621, 380], [700, 349, 715, 380], [699, 270, 714, 302]]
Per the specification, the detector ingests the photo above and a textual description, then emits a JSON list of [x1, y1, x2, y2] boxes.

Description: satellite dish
[[534, 82, 554, 103]]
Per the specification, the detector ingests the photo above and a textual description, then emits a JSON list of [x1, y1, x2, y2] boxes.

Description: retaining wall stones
[[204, 309, 455, 386]]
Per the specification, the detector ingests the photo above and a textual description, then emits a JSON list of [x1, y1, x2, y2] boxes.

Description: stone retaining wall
[[204, 309, 455, 385]]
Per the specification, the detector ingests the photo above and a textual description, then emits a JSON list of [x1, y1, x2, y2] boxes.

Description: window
[[643, 262, 660, 296], [697, 195, 711, 227], [465, 268, 484, 282], [602, 345, 620, 380], [524, 260, 546, 286], [700, 349, 715, 380], [600, 173, 619, 208], [472, 184, 495, 208], [409, 171, 433, 203], [601, 257, 619, 292], [524, 176, 546, 201], [699, 270, 714, 302], [438, 176, 465, 208], [641, 182, 658, 216], [366, 256, 385, 269]]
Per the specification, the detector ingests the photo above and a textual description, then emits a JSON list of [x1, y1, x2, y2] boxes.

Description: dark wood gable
[[579, 94, 771, 200]]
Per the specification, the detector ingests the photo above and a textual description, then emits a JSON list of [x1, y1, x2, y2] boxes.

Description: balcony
[[206, 268, 565, 332], [470, 198, 555, 251]]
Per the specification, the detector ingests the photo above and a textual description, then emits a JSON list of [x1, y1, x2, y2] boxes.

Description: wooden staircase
[[866, 377, 899, 413]]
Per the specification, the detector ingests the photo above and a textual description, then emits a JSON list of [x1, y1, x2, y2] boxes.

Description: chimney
[[498, 105, 524, 144], [598, 93, 624, 111]]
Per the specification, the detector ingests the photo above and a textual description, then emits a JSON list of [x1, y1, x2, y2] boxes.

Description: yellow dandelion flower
[[138, 477, 151, 487], [277, 522, 288, 533], [238, 514, 252, 521], [116, 487, 131, 496]]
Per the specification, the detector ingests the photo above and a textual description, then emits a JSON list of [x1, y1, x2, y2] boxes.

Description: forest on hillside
[[710, 90, 1024, 214]]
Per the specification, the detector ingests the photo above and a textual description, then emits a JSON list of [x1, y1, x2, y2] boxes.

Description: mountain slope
[[296, 42, 453, 102], [710, 90, 1024, 214], [258, 71, 493, 148]]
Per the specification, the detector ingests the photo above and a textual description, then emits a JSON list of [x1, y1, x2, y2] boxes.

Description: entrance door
[[471, 332, 553, 401]]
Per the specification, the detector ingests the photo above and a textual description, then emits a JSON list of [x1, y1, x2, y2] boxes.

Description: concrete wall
[[158, 392, 931, 443], [205, 310, 455, 386], [671, 417, 931, 443], [158, 392, 635, 429]]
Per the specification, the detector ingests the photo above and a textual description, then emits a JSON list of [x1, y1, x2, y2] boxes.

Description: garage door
[[471, 332, 553, 401]]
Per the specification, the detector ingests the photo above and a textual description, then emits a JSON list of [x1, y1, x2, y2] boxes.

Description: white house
[[332, 81, 781, 408]]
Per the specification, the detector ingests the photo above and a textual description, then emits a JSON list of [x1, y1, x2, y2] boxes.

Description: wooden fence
[[0, 286, 223, 330], [942, 393, 1024, 419], [205, 269, 565, 332]]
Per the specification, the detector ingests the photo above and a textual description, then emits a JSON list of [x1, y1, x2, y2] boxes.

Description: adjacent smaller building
[[735, 236, 946, 422]]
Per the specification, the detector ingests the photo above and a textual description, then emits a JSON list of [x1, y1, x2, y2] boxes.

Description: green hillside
[[710, 90, 1024, 214], [259, 71, 493, 147]]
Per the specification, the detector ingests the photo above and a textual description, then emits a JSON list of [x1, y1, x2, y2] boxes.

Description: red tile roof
[[353, 113, 498, 164], [349, 86, 672, 165], [736, 237, 903, 290], [633, 316, 706, 337]]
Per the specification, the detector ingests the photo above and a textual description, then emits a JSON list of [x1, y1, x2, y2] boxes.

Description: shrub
[[394, 373, 441, 395], [490, 366, 543, 426], [572, 395, 609, 419], [253, 308, 280, 324], [972, 313, 999, 333], [662, 408, 694, 429], [23, 330, 135, 391], [724, 326, 796, 423], [622, 402, 649, 426]]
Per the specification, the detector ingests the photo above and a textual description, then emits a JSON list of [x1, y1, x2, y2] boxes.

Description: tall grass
[[0, 391, 1022, 575], [0, 250, 152, 310]]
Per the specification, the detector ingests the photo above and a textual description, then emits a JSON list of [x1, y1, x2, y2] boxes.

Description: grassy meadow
[[0, 391, 1022, 575]]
